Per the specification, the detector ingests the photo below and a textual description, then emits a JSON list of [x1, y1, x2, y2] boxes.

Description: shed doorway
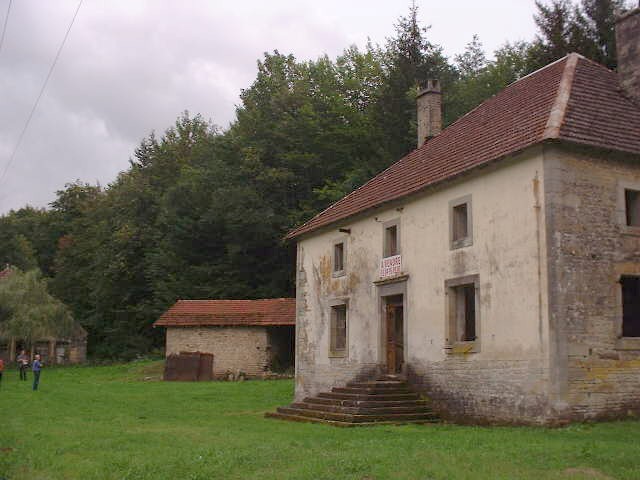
[[384, 295, 404, 374]]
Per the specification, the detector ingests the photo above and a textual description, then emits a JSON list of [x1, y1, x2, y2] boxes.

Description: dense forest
[[0, 1, 631, 358]]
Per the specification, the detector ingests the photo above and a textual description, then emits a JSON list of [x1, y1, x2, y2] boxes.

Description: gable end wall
[[544, 144, 640, 420]]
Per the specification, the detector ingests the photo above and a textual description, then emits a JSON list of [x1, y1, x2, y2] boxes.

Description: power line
[[0, 0, 83, 188], [0, 0, 12, 55]]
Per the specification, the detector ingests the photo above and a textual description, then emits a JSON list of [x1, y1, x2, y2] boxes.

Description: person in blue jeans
[[32, 354, 42, 391]]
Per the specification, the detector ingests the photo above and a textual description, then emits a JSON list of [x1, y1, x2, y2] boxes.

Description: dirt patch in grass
[[136, 361, 164, 381], [563, 467, 615, 479]]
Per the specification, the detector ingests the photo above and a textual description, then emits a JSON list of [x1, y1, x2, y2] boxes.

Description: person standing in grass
[[17, 349, 29, 381], [0, 357, 4, 389], [32, 354, 42, 391]]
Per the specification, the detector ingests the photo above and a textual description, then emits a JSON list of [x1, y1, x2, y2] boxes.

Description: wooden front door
[[385, 302, 404, 374]]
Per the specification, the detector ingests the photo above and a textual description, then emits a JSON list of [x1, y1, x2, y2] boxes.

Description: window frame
[[449, 195, 473, 250], [618, 181, 640, 236], [615, 275, 640, 354], [382, 219, 401, 258], [332, 238, 347, 278], [445, 274, 480, 354], [328, 299, 349, 358]]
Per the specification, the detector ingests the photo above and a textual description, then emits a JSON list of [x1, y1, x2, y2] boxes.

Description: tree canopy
[[0, 268, 74, 344]]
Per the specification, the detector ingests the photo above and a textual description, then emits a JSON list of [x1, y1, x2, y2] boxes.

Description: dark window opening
[[452, 203, 469, 242], [334, 242, 344, 272], [331, 304, 347, 353], [622, 276, 640, 337], [453, 283, 476, 341], [384, 225, 398, 257], [626, 189, 640, 227]]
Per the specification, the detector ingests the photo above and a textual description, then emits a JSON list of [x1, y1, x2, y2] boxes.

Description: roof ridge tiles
[[543, 53, 580, 139]]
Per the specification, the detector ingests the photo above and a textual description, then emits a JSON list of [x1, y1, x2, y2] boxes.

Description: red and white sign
[[379, 254, 402, 279]]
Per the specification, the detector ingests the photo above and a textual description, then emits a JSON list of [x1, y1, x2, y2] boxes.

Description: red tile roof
[[153, 298, 296, 327], [287, 54, 640, 239]]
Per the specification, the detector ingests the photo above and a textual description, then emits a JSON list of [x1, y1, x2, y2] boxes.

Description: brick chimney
[[616, 5, 640, 104], [416, 79, 442, 148]]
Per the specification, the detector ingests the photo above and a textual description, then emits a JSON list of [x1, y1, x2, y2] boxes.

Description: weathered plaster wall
[[295, 147, 553, 423], [544, 144, 640, 420], [166, 326, 270, 377]]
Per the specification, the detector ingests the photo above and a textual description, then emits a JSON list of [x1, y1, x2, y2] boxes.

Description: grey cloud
[[0, 0, 536, 213]]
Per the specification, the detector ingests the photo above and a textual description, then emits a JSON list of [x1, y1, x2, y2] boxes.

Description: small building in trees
[[0, 265, 88, 364], [271, 10, 640, 425], [154, 298, 296, 379]]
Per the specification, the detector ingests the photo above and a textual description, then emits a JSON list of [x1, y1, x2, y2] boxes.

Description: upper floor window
[[450, 195, 473, 249], [383, 220, 400, 257]]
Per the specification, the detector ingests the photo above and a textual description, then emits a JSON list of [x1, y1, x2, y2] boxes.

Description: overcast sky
[[0, 0, 539, 214]]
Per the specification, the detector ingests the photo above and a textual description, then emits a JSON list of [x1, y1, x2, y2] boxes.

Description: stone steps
[[264, 411, 435, 427], [303, 396, 430, 408], [290, 401, 435, 415], [332, 386, 412, 394], [274, 406, 438, 423], [318, 391, 420, 401], [266, 377, 439, 427]]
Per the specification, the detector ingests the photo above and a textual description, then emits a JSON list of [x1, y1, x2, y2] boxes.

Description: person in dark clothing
[[17, 350, 28, 381], [0, 358, 4, 389], [32, 354, 42, 391]]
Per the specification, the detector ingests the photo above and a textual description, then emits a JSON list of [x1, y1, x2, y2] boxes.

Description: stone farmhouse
[[274, 9, 640, 425], [154, 298, 295, 378], [0, 265, 87, 365]]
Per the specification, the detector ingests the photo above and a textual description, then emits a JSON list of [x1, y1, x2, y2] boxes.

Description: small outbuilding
[[154, 298, 295, 379]]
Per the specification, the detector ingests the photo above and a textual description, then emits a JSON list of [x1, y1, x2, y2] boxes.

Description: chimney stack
[[416, 79, 442, 148], [616, 5, 640, 104]]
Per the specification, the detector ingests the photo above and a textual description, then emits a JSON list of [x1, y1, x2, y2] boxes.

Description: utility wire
[[0, 0, 12, 56], [0, 0, 83, 187], [0, 0, 11, 56]]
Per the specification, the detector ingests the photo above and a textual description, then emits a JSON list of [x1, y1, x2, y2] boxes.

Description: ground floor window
[[452, 284, 476, 341], [445, 275, 480, 352], [330, 304, 347, 356], [622, 276, 640, 337]]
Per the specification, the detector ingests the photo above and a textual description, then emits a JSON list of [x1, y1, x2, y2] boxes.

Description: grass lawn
[[1, 362, 639, 479]]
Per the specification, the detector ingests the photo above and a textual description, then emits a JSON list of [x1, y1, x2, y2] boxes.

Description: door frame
[[377, 278, 408, 375]]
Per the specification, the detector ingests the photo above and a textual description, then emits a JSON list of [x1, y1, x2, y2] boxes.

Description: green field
[[1, 362, 639, 479]]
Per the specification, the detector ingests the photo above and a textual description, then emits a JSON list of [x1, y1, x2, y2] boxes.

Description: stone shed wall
[[544, 144, 640, 420], [166, 326, 270, 378]]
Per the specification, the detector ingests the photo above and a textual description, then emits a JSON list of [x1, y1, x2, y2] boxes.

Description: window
[[450, 195, 473, 249], [446, 275, 480, 352], [330, 304, 347, 356], [452, 284, 476, 341], [333, 242, 344, 274], [452, 204, 468, 240], [626, 189, 640, 227], [621, 276, 640, 337], [384, 222, 399, 257]]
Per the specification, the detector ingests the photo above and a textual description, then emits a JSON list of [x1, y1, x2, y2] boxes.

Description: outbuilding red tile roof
[[287, 54, 640, 239], [153, 298, 296, 327]]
